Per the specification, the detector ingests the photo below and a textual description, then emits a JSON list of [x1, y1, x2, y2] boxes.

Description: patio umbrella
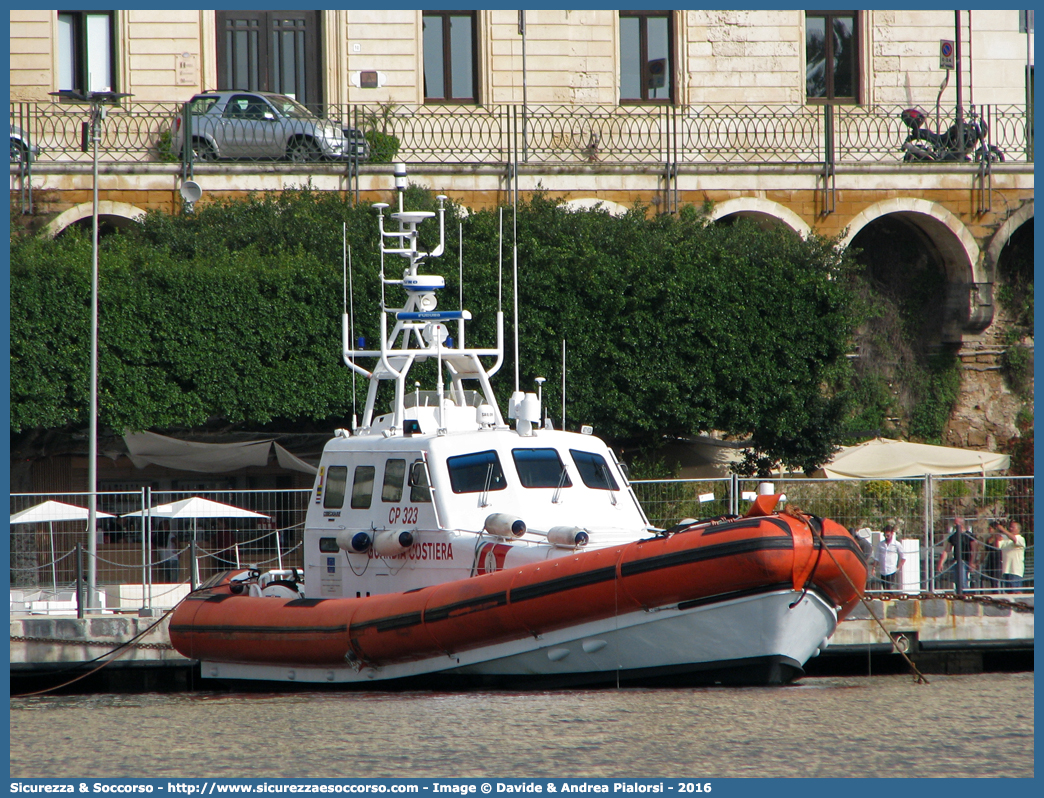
[[819, 437, 1010, 479], [10, 501, 115, 590], [122, 497, 271, 574], [121, 496, 270, 522]]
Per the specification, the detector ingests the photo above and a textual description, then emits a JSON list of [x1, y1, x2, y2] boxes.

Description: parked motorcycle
[[900, 107, 1004, 163]]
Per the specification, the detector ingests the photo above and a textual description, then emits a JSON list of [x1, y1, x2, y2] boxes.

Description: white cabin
[[301, 166, 650, 600]]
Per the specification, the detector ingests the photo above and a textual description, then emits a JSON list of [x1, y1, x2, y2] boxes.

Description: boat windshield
[[447, 451, 508, 494], [569, 450, 619, 491], [512, 448, 572, 489]]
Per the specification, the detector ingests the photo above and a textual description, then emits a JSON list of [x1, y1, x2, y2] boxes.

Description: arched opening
[[846, 212, 969, 443], [993, 217, 1034, 400], [44, 201, 147, 239], [55, 213, 140, 239], [708, 198, 810, 238]]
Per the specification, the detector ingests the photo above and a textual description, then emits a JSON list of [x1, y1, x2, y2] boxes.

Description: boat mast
[[341, 164, 506, 435]]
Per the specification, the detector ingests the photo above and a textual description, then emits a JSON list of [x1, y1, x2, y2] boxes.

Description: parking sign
[[940, 40, 955, 69]]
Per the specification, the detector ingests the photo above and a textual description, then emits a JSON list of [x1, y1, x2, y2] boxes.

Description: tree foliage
[[10, 188, 860, 473]]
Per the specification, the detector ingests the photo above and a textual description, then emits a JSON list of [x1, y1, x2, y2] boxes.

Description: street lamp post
[[49, 89, 131, 611]]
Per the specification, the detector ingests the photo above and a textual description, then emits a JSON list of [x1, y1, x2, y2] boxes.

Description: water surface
[[9, 673, 1033, 778]]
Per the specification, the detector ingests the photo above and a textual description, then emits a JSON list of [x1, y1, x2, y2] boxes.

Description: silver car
[[171, 91, 369, 163], [10, 125, 39, 163]]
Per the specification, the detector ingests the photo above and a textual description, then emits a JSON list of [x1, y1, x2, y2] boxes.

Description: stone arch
[[843, 198, 990, 340], [841, 198, 983, 284], [708, 197, 811, 238], [559, 197, 629, 216], [986, 200, 1034, 276], [44, 201, 147, 238]]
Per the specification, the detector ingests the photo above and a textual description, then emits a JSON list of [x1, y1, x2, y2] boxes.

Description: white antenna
[[498, 207, 503, 312], [561, 338, 566, 432], [512, 203, 519, 393], [347, 237, 357, 428]]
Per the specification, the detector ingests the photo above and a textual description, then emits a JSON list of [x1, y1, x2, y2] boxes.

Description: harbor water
[[9, 672, 1033, 778]]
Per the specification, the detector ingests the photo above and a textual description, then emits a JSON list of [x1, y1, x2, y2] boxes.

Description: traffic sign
[[940, 40, 955, 69]]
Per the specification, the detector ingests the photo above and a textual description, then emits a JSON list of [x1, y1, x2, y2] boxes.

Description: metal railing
[[9, 101, 1032, 168], [10, 489, 310, 614], [9, 476, 1032, 615]]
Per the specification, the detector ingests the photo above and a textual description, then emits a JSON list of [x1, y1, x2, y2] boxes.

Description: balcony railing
[[9, 101, 1033, 168]]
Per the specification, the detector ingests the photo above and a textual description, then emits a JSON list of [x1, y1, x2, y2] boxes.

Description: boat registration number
[[388, 506, 420, 525]]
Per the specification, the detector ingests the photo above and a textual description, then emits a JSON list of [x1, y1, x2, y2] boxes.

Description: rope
[[786, 506, 931, 685], [11, 594, 191, 697]]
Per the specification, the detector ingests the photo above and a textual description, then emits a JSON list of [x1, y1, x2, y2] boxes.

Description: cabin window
[[409, 459, 432, 503], [350, 465, 376, 509], [323, 465, 348, 509], [512, 448, 572, 489], [569, 450, 620, 491], [382, 459, 406, 502], [319, 537, 339, 553], [446, 450, 507, 494]]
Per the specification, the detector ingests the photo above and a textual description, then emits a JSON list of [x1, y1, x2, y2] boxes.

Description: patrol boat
[[168, 165, 867, 687]]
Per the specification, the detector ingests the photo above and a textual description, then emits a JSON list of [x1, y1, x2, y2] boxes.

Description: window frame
[[382, 459, 407, 503], [446, 450, 508, 494], [804, 10, 861, 105], [323, 465, 348, 509], [422, 10, 480, 105], [569, 450, 620, 492], [350, 465, 376, 510], [619, 10, 675, 105], [511, 448, 572, 489], [56, 10, 117, 95]]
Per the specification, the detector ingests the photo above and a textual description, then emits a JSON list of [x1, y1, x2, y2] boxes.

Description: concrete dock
[[10, 594, 1034, 693]]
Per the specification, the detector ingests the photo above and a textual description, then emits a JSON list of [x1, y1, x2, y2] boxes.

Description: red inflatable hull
[[169, 509, 866, 670]]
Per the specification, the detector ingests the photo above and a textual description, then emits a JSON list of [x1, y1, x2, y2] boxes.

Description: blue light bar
[[395, 310, 471, 321]]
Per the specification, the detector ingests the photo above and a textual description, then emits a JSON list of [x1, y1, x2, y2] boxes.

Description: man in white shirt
[[995, 520, 1027, 592], [874, 521, 906, 591]]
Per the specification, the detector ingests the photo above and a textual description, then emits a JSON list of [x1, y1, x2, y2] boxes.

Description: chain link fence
[[10, 489, 310, 614], [9, 477, 1032, 615], [632, 475, 1033, 597]]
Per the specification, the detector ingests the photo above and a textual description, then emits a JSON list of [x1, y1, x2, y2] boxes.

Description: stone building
[[8, 9, 1035, 491]]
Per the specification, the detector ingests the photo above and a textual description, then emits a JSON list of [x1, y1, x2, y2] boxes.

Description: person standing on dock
[[874, 521, 906, 591], [938, 517, 977, 594], [995, 520, 1027, 593]]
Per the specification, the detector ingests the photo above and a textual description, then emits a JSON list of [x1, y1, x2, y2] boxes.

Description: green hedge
[[10, 188, 860, 473]]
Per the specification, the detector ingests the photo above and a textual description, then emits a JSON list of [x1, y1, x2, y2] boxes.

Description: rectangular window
[[512, 448, 572, 489], [408, 459, 432, 503], [619, 11, 673, 104], [56, 11, 115, 94], [805, 11, 859, 104], [447, 450, 507, 494], [569, 450, 620, 492], [423, 11, 478, 103], [350, 465, 376, 509], [382, 459, 406, 503], [323, 465, 348, 509]]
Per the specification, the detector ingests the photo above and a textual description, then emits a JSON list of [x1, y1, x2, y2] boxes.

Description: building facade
[[9, 10, 1035, 108]]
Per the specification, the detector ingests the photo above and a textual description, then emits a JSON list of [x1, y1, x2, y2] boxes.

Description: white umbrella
[[10, 500, 115, 525], [10, 501, 116, 590], [122, 497, 272, 580], [121, 496, 270, 521]]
